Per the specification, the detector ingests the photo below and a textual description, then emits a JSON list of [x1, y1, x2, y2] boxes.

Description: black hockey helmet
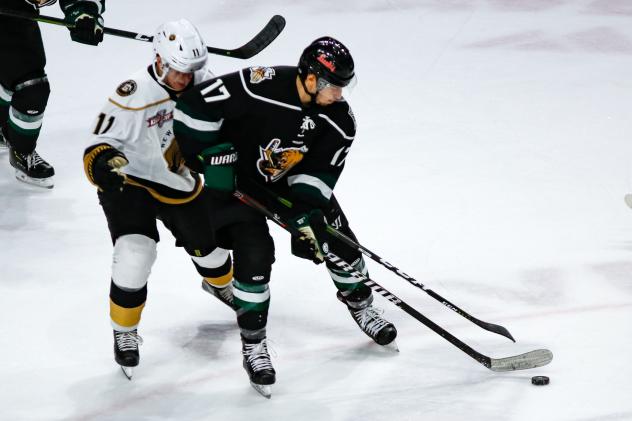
[[298, 37, 355, 88]]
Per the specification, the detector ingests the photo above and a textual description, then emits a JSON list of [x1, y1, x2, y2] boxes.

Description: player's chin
[[317, 98, 335, 106], [171, 83, 188, 92]]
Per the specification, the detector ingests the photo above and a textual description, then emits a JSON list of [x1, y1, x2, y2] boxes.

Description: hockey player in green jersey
[[173, 36, 397, 398], [0, 0, 105, 188]]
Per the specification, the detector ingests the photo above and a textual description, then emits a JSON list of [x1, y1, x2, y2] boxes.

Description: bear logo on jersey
[[257, 138, 307, 182], [249, 67, 275, 84], [116, 80, 137, 97]]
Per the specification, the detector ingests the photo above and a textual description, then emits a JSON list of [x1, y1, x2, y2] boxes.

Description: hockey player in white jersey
[[83, 19, 233, 379]]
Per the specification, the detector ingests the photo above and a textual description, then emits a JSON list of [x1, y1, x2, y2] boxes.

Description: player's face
[[164, 68, 194, 92], [315, 85, 343, 106]]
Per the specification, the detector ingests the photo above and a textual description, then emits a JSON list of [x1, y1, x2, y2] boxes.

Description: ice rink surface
[[1, 0, 632, 420]]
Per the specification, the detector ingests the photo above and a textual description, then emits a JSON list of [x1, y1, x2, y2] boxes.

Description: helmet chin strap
[[299, 75, 317, 107], [152, 59, 170, 87]]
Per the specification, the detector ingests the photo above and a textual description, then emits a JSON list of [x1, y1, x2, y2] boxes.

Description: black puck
[[531, 376, 550, 386]]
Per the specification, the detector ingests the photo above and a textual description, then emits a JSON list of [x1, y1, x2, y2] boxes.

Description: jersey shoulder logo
[[116, 80, 137, 97], [257, 138, 307, 182], [249, 66, 275, 84]]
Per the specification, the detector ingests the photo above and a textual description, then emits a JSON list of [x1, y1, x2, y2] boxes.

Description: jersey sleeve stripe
[[173, 109, 223, 132], [287, 174, 333, 200], [318, 113, 354, 140]]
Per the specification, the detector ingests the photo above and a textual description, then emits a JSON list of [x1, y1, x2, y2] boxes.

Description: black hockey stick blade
[[206, 15, 286, 59], [232, 190, 553, 372], [0, 9, 285, 59], [238, 178, 515, 342]]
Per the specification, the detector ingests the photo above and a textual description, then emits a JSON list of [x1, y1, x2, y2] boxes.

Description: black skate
[[201, 280, 236, 310], [9, 147, 55, 189], [337, 291, 398, 349], [113, 329, 143, 380], [242, 337, 275, 398]]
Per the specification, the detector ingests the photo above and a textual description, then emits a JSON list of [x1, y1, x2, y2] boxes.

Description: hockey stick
[[233, 189, 553, 372], [0, 8, 285, 59], [241, 180, 515, 342]]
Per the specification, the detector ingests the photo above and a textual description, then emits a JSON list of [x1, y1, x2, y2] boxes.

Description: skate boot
[[201, 279, 235, 309], [113, 329, 143, 380], [241, 336, 275, 398], [337, 291, 398, 347], [9, 147, 54, 188]]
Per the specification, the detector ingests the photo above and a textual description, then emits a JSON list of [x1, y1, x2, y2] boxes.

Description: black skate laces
[[243, 340, 275, 372], [115, 330, 144, 351], [352, 306, 390, 338], [26, 151, 45, 168]]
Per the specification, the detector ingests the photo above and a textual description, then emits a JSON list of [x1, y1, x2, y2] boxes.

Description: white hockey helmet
[[24, 0, 57, 8], [152, 19, 208, 80]]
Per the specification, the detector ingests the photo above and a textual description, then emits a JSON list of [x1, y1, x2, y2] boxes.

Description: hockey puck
[[531, 376, 550, 386]]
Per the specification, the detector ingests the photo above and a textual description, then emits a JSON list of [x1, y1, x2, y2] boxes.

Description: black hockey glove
[[92, 148, 128, 193], [291, 209, 329, 265], [198, 142, 238, 195], [64, 1, 104, 46]]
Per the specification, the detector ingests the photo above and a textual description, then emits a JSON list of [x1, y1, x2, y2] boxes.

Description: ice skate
[[9, 147, 54, 189], [113, 329, 143, 380], [201, 279, 236, 309], [338, 291, 398, 349], [241, 337, 275, 398]]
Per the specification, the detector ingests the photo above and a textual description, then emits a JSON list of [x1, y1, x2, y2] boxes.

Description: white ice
[[1, 1, 631, 420]]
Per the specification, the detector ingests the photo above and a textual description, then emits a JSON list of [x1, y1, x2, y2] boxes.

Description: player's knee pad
[[0, 82, 12, 109], [232, 234, 275, 285], [191, 247, 233, 288], [6, 76, 50, 152], [112, 234, 157, 290], [10, 75, 50, 113], [9, 76, 50, 122]]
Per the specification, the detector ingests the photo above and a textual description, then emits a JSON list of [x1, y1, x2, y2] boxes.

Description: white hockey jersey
[[87, 66, 214, 203]]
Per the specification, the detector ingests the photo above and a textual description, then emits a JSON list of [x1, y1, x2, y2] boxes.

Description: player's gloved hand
[[93, 149, 128, 193], [198, 142, 238, 196], [291, 209, 329, 264], [64, 1, 104, 46]]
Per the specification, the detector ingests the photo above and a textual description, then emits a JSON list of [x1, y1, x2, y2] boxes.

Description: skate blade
[[250, 382, 272, 399], [382, 339, 399, 352], [15, 171, 54, 189], [201, 280, 236, 310], [120, 366, 134, 380]]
